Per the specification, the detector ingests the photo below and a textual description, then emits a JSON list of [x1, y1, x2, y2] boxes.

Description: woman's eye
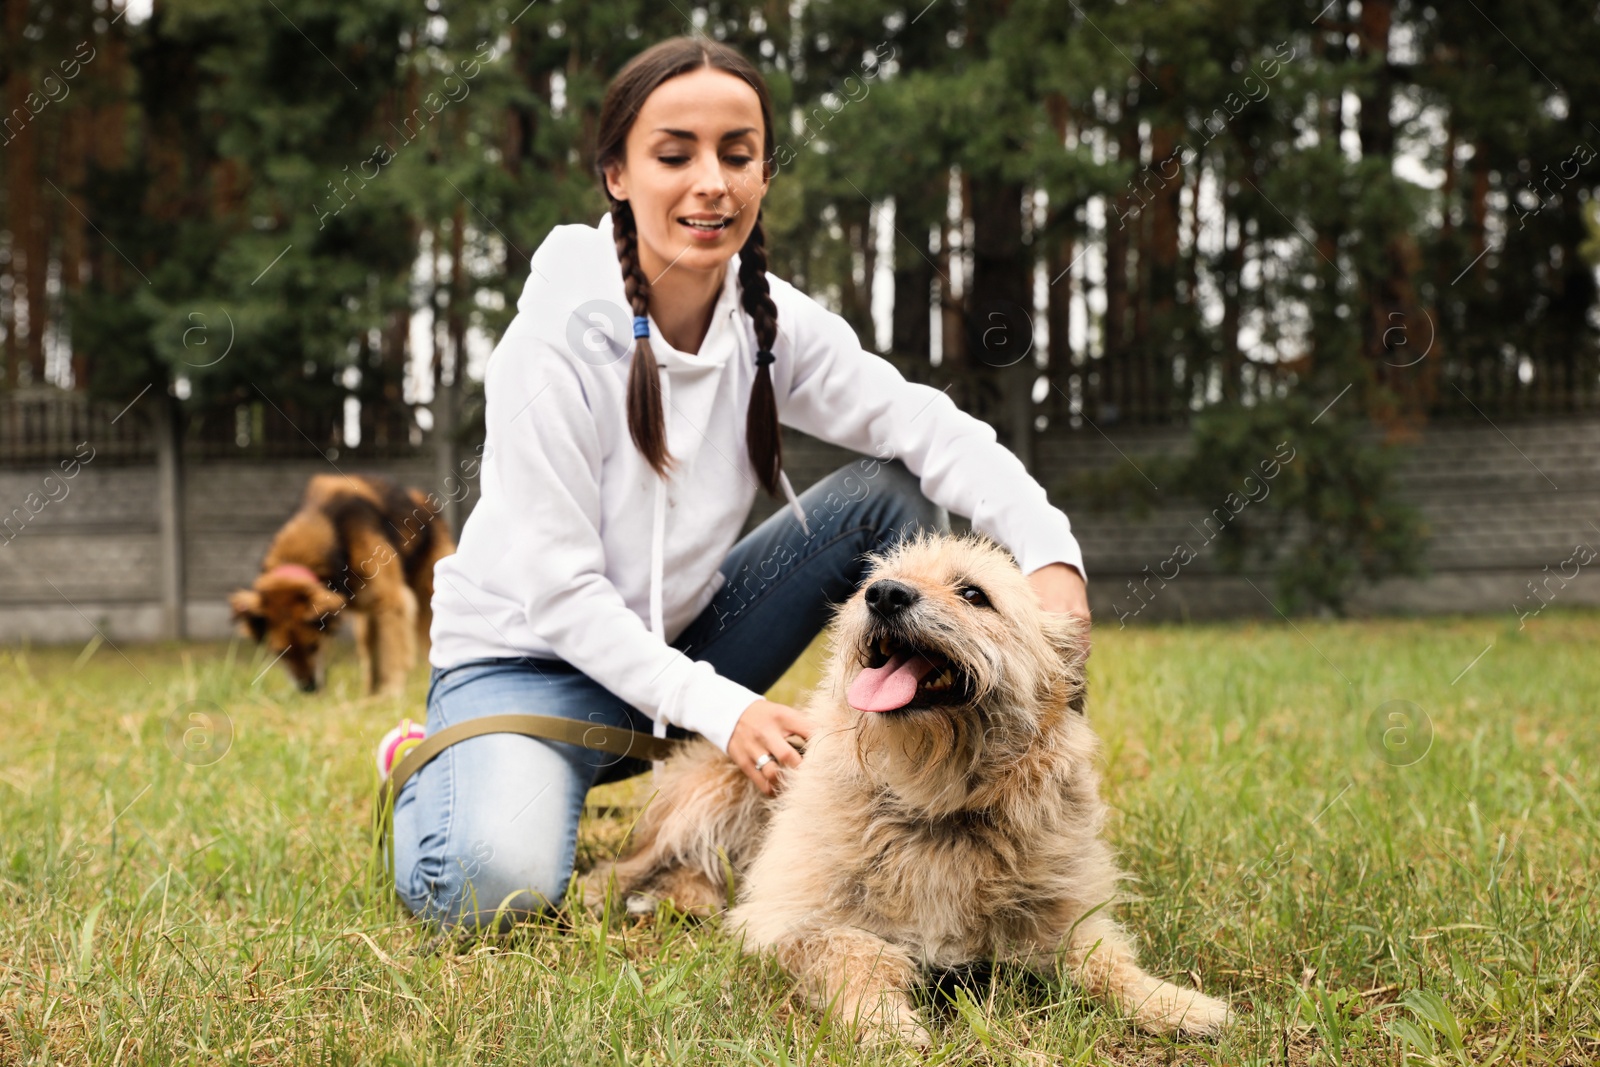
[[959, 586, 991, 608], [659, 154, 754, 167]]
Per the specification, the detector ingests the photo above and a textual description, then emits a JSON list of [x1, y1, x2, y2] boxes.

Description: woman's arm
[[773, 283, 1090, 624]]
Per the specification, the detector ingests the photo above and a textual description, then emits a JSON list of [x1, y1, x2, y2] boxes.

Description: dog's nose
[[865, 579, 919, 618], [299, 677, 319, 693]]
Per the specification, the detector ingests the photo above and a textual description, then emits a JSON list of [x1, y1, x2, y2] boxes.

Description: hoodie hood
[[514, 211, 809, 739]]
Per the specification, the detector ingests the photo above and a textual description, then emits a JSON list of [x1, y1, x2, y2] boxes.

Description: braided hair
[[595, 37, 785, 497]]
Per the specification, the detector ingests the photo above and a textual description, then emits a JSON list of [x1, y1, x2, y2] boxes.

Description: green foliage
[[1390, 988, 1472, 1065], [1061, 395, 1428, 616], [7, 0, 1599, 467], [1180, 397, 1428, 615]]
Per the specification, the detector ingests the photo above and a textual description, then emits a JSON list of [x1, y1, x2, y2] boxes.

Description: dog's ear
[[1038, 610, 1091, 714], [229, 589, 266, 641], [304, 586, 348, 629], [1041, 610, 1089, 663], [228, 588, 260, 618]]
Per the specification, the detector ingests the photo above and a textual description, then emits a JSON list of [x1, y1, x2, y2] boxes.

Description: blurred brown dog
[[586, 530, 1233, 1045], [229, 474, 454, 695]]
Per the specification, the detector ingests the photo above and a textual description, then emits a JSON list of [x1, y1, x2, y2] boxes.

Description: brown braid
[[611, 197, 677, 479], [738, 211, 783, 496]]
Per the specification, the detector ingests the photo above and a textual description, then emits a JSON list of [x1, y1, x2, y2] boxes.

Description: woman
[[389, 35, 1091, 932]]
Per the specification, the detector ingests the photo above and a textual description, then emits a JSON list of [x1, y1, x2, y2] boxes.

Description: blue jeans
[[391, 457, 948, 931]]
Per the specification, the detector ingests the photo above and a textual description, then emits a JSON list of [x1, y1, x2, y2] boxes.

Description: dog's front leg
[[763, 922, 931, 1048], [369, 586, 418, 697], [413, 585, 434, 666], [350, 613, 375, 693], [1026, 912, 1233, 1038]]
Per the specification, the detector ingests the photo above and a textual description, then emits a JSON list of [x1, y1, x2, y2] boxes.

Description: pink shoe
[[376, 718, 427, 779]]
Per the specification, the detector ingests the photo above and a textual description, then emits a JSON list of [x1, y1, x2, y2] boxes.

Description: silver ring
[[754, 753, 774, 771]]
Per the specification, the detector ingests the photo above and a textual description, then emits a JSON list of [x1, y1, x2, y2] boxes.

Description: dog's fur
[[228, 474, 454, 696], [585, 531, 1233, 1045]]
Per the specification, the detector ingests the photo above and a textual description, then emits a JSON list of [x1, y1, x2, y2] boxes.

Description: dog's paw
[[578, 866, 619, 914], [1131, 981, 1234, 1038], [843, 997, 933, 1050], [856, 1014, 932, 1050], [624, 891, 660, 916], [900, 1020, 934, 1050]]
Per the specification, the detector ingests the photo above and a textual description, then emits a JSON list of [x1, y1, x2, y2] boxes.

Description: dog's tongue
[[848, 650, 938, 713]]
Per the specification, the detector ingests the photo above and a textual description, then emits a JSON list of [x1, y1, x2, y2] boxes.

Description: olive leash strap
[[371, 714, 687, 885]]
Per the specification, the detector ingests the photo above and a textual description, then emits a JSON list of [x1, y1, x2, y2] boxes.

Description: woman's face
[[603, 66, 769, 283]]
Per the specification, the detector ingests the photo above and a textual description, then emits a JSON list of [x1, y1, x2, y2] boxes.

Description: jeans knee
[[398, 830, 571, 932]]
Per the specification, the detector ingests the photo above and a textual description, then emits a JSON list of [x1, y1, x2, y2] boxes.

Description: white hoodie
[[429, 211, 1085, 753]]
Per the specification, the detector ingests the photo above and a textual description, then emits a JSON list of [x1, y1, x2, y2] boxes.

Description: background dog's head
[[829, 531, 1089, 794], [228, 567, 347, 692]]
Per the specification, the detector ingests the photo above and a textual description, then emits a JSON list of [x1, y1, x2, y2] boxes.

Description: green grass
[[2, 611, 1597, 1065]]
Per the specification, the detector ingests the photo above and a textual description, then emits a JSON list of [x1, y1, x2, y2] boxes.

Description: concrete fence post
[[154, 391, 186, 640]]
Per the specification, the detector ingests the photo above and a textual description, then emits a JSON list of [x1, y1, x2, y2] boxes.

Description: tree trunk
[[966, 171, 1029, 436], [891, 183, 941, 374], [1220, 176, 1243, 402], [838, 199, 874, 343], [1043, 94, 1076, 421], [5, 0, 43, 387], [1146, 94, 1182, 422], [438, 205, 467, 534], [937, 169, 966, 378], [1045, 223, 1075, 418], [1356, 0, 1395, 160], [1101, 117, 1138, 420]]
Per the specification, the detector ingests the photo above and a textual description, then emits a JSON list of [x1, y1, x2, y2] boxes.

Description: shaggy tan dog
[[586, 531, 1233, 1045]]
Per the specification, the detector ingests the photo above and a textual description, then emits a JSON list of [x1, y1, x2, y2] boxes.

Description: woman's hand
[[728, 698, 813, 796], [1028, 562, 1092, 659]]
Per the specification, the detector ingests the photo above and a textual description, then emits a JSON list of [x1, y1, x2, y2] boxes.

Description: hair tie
[[632, 315, 650, 339], [755, 349, 775, 368]]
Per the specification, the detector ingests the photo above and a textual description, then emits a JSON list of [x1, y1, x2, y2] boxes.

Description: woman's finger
[[776, 709, 814, 740], [757, 750, 794, 796], [767, 732, 803, 770], [741, 753, 775, 796], [750, 727, 799, 772], [741, 736, 781, 795]]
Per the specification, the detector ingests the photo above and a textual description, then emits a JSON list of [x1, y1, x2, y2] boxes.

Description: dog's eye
[[958, 585, 991, 609]]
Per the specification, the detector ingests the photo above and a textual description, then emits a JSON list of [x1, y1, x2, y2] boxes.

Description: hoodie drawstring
[[649, 368, 671, 741], [778, 469, 807, 535], [730, 305, 811, 538], [640, 304, 814, 746]]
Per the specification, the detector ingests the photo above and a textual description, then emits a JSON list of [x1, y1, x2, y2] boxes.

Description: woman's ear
[[602, 160, 628, 204]]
